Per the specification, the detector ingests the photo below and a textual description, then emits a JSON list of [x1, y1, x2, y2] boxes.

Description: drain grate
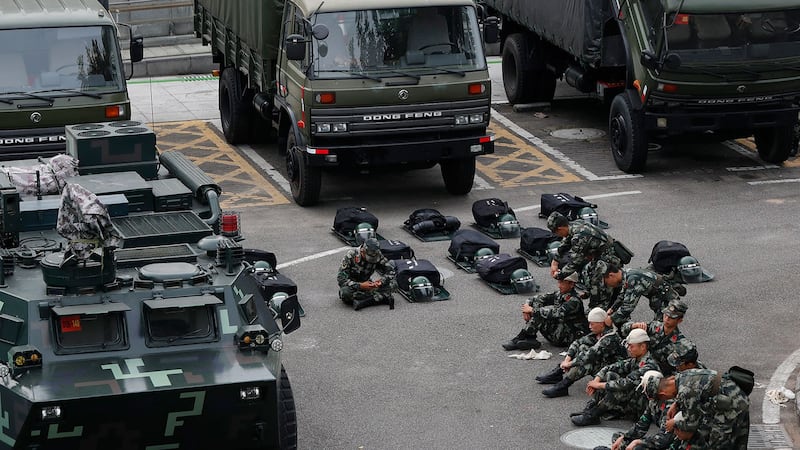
[[748, 424, 793, 449]]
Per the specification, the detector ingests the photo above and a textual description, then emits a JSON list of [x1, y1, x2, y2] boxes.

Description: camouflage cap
[[546, 211, 569, 232], [664, 299, 688, 318], [637, 370, 664, 399], [667, 339, 698, 368], [361, 238, 381, 263]]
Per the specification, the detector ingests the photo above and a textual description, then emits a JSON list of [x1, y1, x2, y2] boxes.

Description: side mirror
[[484, 17, 500, 44], [270, 292, 301, 334], [640, 49, 658, 70], [130, 35, 144, 63], [663, 52, 681, 70], [285, 34, 307, 61], [312, 23, 330, 40]]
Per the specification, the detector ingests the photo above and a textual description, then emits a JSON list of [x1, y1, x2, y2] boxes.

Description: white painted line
[[763, 347, 800, 424], [490, 108, 642, 181], [726, 166, 777, 172], [473, 174, 494, 190], [748, 178, 800, 185], [277, 246, 351, 270], [238, 144, 292, 195], [515, 191, 642, 212], [723, 140, 780, 169]]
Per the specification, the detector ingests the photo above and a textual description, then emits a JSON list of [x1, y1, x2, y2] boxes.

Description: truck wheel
[[278, 366, 297, 450], [285, 131, 321, 206], [609, 93, 648, 173], [754, 126, 793, 164], [219, 68, 253, 145], [502, 34, 534, 104], [441, 157, 475, 195]]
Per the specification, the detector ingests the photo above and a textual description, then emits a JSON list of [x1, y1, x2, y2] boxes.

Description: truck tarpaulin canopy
[[197, 0, 285, 58], [484, 0, 606, 66]]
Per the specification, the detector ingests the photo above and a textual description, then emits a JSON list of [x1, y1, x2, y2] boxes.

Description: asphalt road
[[131, 59, 800, 449]]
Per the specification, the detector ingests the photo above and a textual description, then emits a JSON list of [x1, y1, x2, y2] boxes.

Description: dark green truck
[[483, 0, 800, 172], [194, 0, 495, 205]]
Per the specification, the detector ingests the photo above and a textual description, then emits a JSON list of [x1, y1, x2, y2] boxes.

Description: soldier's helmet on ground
[[664, 298, 688, 318], [667, 339, 699, 368], [546, 240, 561, 261], [578, 207, 599, 226], [497, 213, 520, 237], [355, 222, 376, 244], [510, 268, 535, 294], [475, 247, 495, 259], [410, 276, 434, 300], [546, 211, 569, 232], [253, 260, 273, 273], [677, 256, 703, 283], [361, 237, 381, 263]]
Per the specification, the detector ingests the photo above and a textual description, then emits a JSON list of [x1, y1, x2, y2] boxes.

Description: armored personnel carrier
[[0, 121, 300, 449]]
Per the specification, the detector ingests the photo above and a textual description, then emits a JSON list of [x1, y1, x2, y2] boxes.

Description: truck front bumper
[[644, 104, 800, 137]]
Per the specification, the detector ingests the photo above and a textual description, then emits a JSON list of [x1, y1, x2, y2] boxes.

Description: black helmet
[[677, 256, 702, 283], [410, 276, 434, 301], [510, 269, 536, 294]]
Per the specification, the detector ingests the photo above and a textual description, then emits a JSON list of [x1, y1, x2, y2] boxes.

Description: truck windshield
[[0, 25, 124, 95], [311, 6, 485, 79], [658, 10, 800, 64]]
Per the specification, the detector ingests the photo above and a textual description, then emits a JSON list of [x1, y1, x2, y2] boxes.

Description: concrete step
[[123, 35, 214, 78]]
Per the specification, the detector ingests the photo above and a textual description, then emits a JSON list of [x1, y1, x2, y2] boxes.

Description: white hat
[[587, 307, 607, 323], [624, 328, 650, 344]]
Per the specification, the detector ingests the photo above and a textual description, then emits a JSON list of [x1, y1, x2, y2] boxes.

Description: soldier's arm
[[610, 284, 648, 326], [624, 406, 654, 440], [376, 257, 396, 283], [336, 255, 359, 289]]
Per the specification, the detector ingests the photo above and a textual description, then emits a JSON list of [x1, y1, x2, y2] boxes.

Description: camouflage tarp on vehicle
[[1, 154, 78, 195], [57, 182, 122, 260]]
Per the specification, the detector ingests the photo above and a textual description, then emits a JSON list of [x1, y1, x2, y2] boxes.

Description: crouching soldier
[[537, 307, 625, 398], [502, 271, 588, 351], [337, 238, 396, 310]]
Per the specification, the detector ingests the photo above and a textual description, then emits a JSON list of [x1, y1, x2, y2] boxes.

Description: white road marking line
[[473, 174, 494, 190], [238, 144, 292, 195], [515, 191, 642, 212], [748, 178, 800, 185], [763, 347, 800, 424], [277, 246, 351, 270], [491, 108, 642, 181]]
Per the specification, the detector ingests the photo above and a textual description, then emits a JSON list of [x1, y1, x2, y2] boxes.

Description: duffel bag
[[448, 229, 500, 262], [539, 193, 597, 220], [406, 208, 461, 234], [333, 206, 378, 235], [648, 240, 690, 274], [472, 198, 514, 227], [379, 239, 414, 261], [254, 271, 298, 299], [394, 259, 442, 292], [520, 227, 560, 256], [476, 253, 528, 284]]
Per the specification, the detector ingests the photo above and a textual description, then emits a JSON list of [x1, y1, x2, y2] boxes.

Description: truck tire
[[278, 366, 298, 450], [285, 131, 321, 206], [502, 34, 556, 104], [609, 93, 648, 173], [754, 126, 793, 164], [219, 68, 253, 145], [440, 157, 475, 195]]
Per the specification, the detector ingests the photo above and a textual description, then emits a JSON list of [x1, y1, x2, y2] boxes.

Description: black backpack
[[448, 229, 500, 262], [332, 206, 378, 235], [394, 259, 442, 291], [520, 227, 560, 256], [476, 253, 528, 283], [472, 198, 515, 227], [648, 241, 691, 274], [379, 239, 414, 261], [405, 208, 461, 234], [726, 366, 755, 396], [539, 193, 597, 220]]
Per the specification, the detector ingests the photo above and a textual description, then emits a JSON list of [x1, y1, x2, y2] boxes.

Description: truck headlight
[[469, 114, 483, 123], [455, 115, 469, 125], [317, 123, 331, 133], [332, 123, 348, 132]]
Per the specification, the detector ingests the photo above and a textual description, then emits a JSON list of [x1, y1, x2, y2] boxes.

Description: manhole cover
[[748, 424, 793, 449], [561, 427, 626, 449], [550, 128, 606, 140]]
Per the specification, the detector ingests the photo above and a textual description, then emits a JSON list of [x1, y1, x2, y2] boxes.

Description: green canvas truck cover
[[484, 0, 607, 67], [197, 0, 284, 59]]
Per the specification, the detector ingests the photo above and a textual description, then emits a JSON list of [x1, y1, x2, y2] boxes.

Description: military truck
[[482, 0, 800, 172], [0, 124, 300, 448], [0, 0, 143, 160], [194, 0, 495, 206]]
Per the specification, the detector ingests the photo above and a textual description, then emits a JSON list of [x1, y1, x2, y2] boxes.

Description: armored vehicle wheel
[[285, 131, 321, 206], [754, 126, 793, 164], [441, 157, 475, 195], [502, 34, 555, 104], [279, 366, 298, 450], [609, 93, 648, 173], [220, 68, 254, 145]]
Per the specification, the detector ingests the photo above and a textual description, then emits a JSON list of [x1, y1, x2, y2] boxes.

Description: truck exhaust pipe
[[564, 66, 595, 93], [160, 151, 222, 225]]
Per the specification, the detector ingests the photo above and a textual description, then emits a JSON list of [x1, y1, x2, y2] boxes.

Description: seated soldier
[[337, 238, 396, 310], [571, 328, 659, 426], [537, 307, 625, 398], [502, 271, 588, 351], [600, 262, 680, 327], [667, 339, 706, 372], [620, 299, 689, 375]]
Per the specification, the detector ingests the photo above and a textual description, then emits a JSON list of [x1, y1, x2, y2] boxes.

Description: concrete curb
[[129, 53, 214, 78]]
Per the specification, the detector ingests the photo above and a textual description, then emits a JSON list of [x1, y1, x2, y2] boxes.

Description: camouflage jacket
[[527, 287, 587, 331], [622, 397, 676, 447], [596, 351, 659, 393], [567, 326, 624, 369], [673, 368, 750, 433], [609, 268, 663, 325], [336, 248, 395, 290], [621, 321, 686, 375], [556, 219, 615, 275]]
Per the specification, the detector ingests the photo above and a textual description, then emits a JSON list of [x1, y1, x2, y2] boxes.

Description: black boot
[[570, 399, 596, 417], [542, 377, 573, 398], [536, 365, 564, 384], [502, 330, 541, 351], [353, 297, 375, 311], [571, 407, 602, 426]]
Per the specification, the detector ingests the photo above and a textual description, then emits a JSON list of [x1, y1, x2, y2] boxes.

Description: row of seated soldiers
[[501, 211, 750, 449]]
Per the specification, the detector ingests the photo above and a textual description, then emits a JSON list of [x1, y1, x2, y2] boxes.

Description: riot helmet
[[510, 269, 535, 294], [497, 213, 520, 237], [578, 207, 599, 226], [354, 222, 375, 244], [677, 256, 702, 283], [253, 260, 273, 273], [410, 276, 434, 301], [546, 241, 561, 262], [474, 247, 495, 260]]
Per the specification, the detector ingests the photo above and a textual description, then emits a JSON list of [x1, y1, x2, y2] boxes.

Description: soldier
[[654, 369, 750, 449], [601, 262, 680, 327], [337, 237, 396, 310], [571, 328, 659, 426], [666, 339, 706, 372], [620, 299, 689, 375], [502, 271, 588, 351], [538, 307, 625, 398]]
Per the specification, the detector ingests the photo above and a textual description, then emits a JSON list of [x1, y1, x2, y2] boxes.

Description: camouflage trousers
[[591, 372, 648, 419], [565, 360, 606, 383], [698, 396, 750, 449], [339, 282, 395, 305], [524, 315, 585, 347]]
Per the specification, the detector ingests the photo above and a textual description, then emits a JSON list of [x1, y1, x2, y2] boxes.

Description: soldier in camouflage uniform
[[502, 271, 588, 351], [620, 299, 689, 375], [337, 238, 397, 310], [571, 328, 659, 426], [655, 368, 750, 449], [600, 262, 680, 327], [537, 307, 625, 398], [666, 339, 706, 372]]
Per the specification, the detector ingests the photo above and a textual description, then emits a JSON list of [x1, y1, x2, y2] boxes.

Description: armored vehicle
[[482, 0, 800, 172], [0, 0, 143, 160], [0, 124, 300, 449], [195, 0, 495, 206]]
